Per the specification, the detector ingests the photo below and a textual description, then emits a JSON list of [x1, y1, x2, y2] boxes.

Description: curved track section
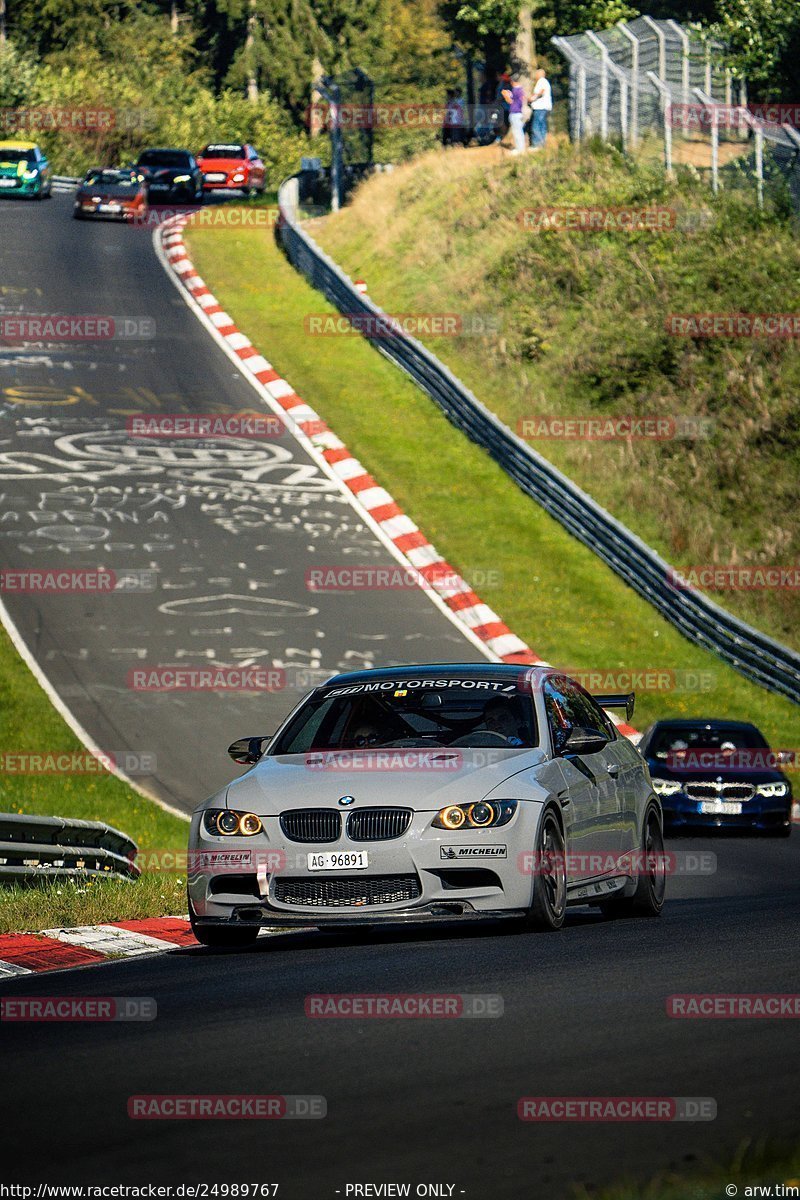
[[0, 195, 488, 811]]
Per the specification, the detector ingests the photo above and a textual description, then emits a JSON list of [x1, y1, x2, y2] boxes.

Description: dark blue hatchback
[[640, 719, 792, 836]]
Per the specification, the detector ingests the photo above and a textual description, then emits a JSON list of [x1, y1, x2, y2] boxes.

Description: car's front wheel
[[188, 896, 260, 949], [601, 802, 666, 918], [524, 807, 567, 931]]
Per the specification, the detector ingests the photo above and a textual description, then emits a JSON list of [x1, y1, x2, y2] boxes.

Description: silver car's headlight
[[651, 779, 682, 795], [432, 801, 517, 830], [203, 808, 263, 837], [756, 782, 788, 798], [173, 174, 191, 183]]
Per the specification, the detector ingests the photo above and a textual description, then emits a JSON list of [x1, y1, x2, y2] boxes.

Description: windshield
[[201, 146, 245, 159], [271, 677, 538, 754], [138, 150, 191, 168], [649, 723, 767, 759], [0, 149, 36, 164], [83, 170, 139, 190]]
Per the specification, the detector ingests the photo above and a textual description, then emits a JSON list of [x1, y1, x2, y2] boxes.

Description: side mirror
[[228, 735, 271, 765], [559, 726, 609, 757]]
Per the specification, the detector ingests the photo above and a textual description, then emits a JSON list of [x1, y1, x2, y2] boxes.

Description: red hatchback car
[[197, 143, 266, 195]]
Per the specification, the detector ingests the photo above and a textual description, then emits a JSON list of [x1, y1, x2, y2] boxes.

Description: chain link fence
[[552, 19, 800, 213]]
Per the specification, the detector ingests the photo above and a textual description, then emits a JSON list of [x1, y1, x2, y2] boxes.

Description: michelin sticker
[[440, 845, 508, 859]]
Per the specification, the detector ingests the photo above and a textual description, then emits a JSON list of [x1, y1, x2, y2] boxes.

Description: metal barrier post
[[618, 22, 640, 146], [585, 30, 609, 141], [648, 72, 673, 174]]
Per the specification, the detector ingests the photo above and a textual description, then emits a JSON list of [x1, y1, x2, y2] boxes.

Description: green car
[[0, 141, 53, 199]]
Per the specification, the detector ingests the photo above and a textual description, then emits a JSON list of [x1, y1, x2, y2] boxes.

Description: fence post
[[642, 16, 666, 82], [667, 20, 690, 108], [694, 86, 718, 193], [648, 72, 672, 175], [618, 22, 640, 147], [585, 30, 609, 141], [754, 122, 764, 209]]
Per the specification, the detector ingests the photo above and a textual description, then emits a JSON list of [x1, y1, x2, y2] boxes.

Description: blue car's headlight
[[651, 779, 682, 796], [756, 782, 788, 798]]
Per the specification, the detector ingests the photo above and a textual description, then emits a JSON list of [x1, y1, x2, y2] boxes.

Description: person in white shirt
[[530, 68, 552, 150]]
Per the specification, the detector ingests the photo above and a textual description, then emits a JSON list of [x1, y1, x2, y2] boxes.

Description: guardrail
[[51, 175, 80, 193], [276, 172, 800, 705], [0, 813, 140, 885]]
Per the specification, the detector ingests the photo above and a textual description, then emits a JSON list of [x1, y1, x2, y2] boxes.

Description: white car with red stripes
[[187, 664, 665, 947]]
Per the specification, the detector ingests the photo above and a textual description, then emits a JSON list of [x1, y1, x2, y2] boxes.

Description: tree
[[711, 0, 800, 96]]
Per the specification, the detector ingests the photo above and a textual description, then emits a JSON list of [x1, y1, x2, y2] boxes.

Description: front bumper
[[0, 176, 41, 197], [193, 903, 527, 930], [662, 794, 791, 833], [188, 803, 542, 926], [75, 202, 143, 220], [201, 175, 249, 190]]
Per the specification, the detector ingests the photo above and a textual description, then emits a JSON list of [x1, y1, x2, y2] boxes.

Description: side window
[[544, 676, 612, 752], [574, 683, 617, 740], [543, 676, 582, 752]]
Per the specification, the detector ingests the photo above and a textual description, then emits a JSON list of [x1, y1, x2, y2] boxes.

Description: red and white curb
[[0, 918, 197, 978], [155, 216, 639, 740]]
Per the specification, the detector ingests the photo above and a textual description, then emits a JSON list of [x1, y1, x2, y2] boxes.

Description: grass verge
[[314, 142, 800, 651], [0, 623, 187, 934], [580, 1139, 800, 1200], [183, 209, 800, 772]]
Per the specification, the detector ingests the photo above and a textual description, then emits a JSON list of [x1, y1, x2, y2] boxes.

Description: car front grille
[[273, 873, 421, 908], [279, 809, 341, 843], [346, 808, 412, 841], [684, 781, 756, 802]]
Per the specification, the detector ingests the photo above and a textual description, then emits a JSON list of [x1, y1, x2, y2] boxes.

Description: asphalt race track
[[1, 195, 799, 1198], [3, 836, 800, 1196], [0, 194, 484, 810]]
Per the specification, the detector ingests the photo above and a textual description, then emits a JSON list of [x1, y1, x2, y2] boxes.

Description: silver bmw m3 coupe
[[187, 663, 665, 947]]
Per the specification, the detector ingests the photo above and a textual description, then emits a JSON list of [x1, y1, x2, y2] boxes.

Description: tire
[[189, 896, 260, 949], [602, 803, 666, 918], [765, 822, 792, 838], [524, 807, 567, 931]]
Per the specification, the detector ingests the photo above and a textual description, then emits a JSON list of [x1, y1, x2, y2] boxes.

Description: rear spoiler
[[593, 692, 635, 722]]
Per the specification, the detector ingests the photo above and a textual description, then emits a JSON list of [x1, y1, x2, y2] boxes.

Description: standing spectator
[[530, 67, 553, 150], [442, 88, 468, 147], [502, 73, 526, 155], [496, 70, 511, 139]]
